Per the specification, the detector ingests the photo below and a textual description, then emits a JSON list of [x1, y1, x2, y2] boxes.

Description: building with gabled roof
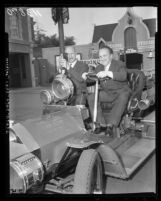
[[90, 7, 156, 72], [92, 18, 156, 44]]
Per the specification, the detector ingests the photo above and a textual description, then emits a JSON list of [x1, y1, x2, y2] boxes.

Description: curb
[[9, 87, 50, 94]]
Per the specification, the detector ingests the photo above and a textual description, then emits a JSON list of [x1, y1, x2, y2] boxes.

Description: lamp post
[[51, 8, 69, 55], [57, 8, 65, 54]]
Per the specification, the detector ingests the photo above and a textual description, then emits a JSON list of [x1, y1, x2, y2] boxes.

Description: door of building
[[33, 59, 49, 86], [39, 59, 49, 86], [9, 53, 21, 88], [33, 59, 41, 86]]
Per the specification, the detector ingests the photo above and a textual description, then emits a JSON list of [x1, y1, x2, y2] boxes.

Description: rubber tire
[[73, 149, 104, 194]]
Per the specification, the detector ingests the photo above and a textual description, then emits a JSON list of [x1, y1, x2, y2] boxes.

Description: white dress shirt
[[105, 62, 111, 71], [68, 59, 77, 69]]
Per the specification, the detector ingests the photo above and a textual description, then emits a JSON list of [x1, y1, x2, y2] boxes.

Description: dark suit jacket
[[95, 59, 130, 92], [68, 60, 89, 94]]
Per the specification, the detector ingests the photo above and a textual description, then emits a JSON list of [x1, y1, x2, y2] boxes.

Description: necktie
[[70, 64, 72, 68]]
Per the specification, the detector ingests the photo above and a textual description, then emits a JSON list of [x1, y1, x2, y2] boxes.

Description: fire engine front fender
[[96, 144, 128, 179], [66, 132, 104, 149]]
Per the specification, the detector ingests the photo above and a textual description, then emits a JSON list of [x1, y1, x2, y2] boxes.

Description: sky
[[31, 7, 157, 45]]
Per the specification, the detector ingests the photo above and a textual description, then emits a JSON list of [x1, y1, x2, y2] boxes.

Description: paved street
[[9, 87, 156, 194], [9, 87, 48, 123]]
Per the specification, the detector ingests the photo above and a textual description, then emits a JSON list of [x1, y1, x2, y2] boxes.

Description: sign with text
[[81, 59, 100, 67]]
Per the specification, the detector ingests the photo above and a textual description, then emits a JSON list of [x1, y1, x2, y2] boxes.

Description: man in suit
[[87, 45, 131, 136], [59, 46, 89, 105]]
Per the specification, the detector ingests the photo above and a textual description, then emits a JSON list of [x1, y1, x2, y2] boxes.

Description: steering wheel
[[86, 72, 111, 81], [86, 73, 98, 81]]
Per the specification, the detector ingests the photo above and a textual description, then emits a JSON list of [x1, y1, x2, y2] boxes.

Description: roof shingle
[[143, 18, 156, 37], [92, 23, 117, 43]]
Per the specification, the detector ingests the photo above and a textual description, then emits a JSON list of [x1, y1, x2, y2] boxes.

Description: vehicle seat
[[101, 69, 146, 114], [126, 69, 146, 112]]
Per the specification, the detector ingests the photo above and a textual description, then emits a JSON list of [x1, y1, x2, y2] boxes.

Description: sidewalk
[[9, 86, 50, 94]]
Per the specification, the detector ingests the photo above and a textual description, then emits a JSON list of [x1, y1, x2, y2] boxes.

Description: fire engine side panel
[[11, 109, 85, 165]]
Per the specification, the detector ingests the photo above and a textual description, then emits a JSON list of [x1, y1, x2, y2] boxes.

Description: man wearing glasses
[[59, 46, 89, 105]]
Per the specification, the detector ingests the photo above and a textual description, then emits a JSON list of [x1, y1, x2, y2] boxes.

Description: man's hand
[[58, 73, 66, 79], [59, 57, 67, 68], [82, 72, 88, 80], [97, 71, 113, 79]]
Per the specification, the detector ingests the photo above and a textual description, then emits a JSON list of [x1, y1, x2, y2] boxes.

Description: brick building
[[5, 7, 36, 88]]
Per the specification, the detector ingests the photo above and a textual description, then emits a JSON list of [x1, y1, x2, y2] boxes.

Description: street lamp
[[51, 8, 69, 54]]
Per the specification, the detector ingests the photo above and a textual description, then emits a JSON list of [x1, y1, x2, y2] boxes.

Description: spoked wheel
[[73, 149, 104, 194]]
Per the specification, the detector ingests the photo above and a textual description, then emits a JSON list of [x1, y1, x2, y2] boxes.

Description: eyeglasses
[[65, 53, 75, 56]]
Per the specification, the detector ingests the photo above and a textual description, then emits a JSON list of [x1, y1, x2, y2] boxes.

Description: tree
[[33, 22, 76, 47], [50, 34, 59, 47], [64, 36, 75, 46]]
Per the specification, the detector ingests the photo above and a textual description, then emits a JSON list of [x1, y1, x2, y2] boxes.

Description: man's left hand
[[97, 71, 113, 79]]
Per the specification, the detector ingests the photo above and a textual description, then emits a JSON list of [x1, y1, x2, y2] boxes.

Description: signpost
[[51, 8, 69, 54]]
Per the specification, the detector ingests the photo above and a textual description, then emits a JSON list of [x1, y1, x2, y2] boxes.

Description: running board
[[97, 137, 155, 179], [120, 138, 155, 177]]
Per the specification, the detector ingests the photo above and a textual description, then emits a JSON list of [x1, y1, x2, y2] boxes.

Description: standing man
[[87, 45, 131, 136], [59, 46, 89, 105]]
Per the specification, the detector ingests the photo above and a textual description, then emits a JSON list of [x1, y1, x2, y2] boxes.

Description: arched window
[[124, 27, 137, 50]]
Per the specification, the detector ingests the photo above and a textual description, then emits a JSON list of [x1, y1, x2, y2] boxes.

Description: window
[[99, 41, 105, 49], [124, 27, 137, 50], [9, 13, 22, 40]]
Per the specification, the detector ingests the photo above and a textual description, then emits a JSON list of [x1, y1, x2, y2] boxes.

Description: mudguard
[[97, 144, 128, 179], [66, 132, 104, 149]]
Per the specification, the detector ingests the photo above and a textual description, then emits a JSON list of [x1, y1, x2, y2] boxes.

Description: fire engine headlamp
[[40, 90, 54, 105]]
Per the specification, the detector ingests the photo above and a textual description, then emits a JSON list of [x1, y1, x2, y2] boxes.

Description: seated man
[[87, 45, 131, 136], [58, 46, 89, 105]]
